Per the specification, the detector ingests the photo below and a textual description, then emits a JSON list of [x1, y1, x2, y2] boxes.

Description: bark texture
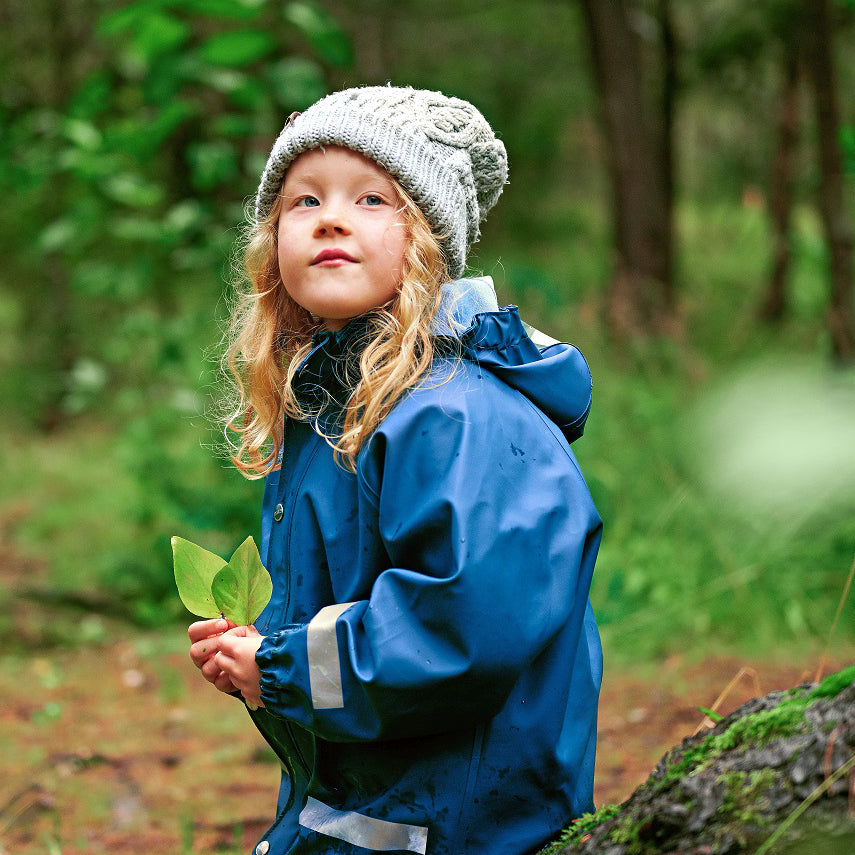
[[548, 669, 855, 855], [580, 0, 676, 339], [759, 50, 800, 323]]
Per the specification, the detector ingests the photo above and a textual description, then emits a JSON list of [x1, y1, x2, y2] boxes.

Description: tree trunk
[[550, 668, 855, 855], [580, 0, 675, 340], [657, 0, 677, 313], [802, 0, 855, 364], [759, 50, 800, 322], [36, 0, 80, 431]]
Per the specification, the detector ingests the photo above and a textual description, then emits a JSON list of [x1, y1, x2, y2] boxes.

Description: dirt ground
[[0, 592, 851, 854]]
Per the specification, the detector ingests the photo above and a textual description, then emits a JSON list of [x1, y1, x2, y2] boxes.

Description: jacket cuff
[[256, 627, 308, 716]]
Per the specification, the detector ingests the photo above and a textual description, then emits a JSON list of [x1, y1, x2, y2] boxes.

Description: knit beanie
[[254, 85, 508, 279]]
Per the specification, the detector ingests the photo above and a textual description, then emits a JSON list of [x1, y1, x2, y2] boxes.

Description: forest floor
[[1, 558, 852, 854]]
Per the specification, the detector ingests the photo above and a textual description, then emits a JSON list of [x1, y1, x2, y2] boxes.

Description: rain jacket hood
[[436, 278, 592, 444], [295, 276, 593, 444], [247, 278, 602, 855]]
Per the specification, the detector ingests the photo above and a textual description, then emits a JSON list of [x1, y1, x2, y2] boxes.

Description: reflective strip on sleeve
[[299, 796, 428, 854], [306, 602, 356, 710]]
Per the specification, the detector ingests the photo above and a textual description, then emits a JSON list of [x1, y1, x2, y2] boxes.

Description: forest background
[[1, 0, 854, 852]]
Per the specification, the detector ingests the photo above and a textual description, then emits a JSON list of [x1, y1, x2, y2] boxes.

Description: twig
[[692, 666, 761, 735], [754, 752, 855, 855], [824, 725, 843, 780]]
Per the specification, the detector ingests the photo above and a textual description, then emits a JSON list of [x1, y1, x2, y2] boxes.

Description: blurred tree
[[760, 44, 800, 323], [804, 0, 855, 363], [693, 0, 855, 363], [579, 0, 678, 340]]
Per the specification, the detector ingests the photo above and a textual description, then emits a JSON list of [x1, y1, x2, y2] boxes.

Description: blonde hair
[[222, 177, 449, 478]]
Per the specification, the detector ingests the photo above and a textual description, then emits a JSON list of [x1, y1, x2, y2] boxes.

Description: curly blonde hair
[[222, 177, 450, 478]]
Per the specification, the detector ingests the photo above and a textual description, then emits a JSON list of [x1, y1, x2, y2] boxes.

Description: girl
[[188, 85, 602, 855]]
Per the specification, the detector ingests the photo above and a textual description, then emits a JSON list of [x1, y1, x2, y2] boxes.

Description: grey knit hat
[[254, 85, 508, 278]]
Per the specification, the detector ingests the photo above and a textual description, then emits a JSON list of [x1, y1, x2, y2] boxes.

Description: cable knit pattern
[[253, 85, 508, 278]]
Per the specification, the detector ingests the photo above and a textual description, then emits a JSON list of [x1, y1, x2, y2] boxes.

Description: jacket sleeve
[[254, 369, 601, 741]]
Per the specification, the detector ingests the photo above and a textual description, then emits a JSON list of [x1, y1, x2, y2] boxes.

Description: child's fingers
[[187, 618, 229, 643], [189, 636, 221, 669], [213, 670, 238, 694], [219, 631, 264, 653], [200, 655, 225, 683]]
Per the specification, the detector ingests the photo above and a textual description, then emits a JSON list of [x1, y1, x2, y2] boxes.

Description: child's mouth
[[312, 249, 357, 266]]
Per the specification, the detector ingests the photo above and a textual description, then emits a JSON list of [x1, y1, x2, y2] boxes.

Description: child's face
[[277, 146, 408, 331]]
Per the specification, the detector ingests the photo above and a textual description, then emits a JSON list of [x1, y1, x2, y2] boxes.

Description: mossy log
[[545, 666, 855, 855]]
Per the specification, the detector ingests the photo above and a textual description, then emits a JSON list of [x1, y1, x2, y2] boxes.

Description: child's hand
[[188, 618, 238, 694], [215, 625, 266, 708]]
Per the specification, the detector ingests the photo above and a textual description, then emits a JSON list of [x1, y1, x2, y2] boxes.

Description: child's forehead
[[284, 146, 396, 187]]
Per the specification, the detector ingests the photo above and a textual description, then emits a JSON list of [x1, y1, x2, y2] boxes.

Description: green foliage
[[173, 535, 272, 624], [537, 804, 621, 854], [0, 0, 349, 622], [1, 0, 350, 431], [284, 2, 354, 68]]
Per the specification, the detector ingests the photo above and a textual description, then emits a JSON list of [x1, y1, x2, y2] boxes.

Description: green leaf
[[172, 535, 227, 618], [98, 0, 166, 37], [186, 141, 239, 190], [211, 536, 272, 625], [103, 172, 164, 208], [284, 1, 353, 68], [131, 12, 190, 61], [38, 218, 79, 253], [696, 706, 724, 723], [69, 71, 114, 120], [176, 0, 265, 20], [267, 57, 327, 110], [199, 30, 276, 67]]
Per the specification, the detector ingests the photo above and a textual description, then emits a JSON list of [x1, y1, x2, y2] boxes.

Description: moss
[[706, 701, 809, 754], [660, 665, 854, 784], [809, 665, 855, 700], [608, 812, 643, 852], [714, 769, 778, 848], [716, 768, 777, 824], [537, 804, 621, 853], [661, 743, 708, 785]]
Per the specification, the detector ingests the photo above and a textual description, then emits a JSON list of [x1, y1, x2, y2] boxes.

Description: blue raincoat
[[248, 280, 602, 855]]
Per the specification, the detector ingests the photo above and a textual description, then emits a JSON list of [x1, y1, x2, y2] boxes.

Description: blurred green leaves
[[6, 0, 352, 423], [0, 0, 350, 623], [200, 30, 276, 67], [285, 2, 353, 68]]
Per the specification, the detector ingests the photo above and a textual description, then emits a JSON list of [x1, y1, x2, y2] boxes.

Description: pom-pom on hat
[[254, 85, 508, 279]]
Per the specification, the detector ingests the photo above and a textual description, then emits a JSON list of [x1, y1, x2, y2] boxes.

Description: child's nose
[[313, 206, 351, 237]]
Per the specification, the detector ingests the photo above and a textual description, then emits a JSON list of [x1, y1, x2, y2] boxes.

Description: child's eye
[[295, 196, 320, 208], [360, 194, 385, 206]]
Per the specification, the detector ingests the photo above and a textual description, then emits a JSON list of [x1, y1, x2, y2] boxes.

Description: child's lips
[[311, 249, 357, 266]]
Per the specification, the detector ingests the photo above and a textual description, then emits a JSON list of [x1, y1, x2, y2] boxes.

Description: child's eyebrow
[[282, 173, 397, 198]]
